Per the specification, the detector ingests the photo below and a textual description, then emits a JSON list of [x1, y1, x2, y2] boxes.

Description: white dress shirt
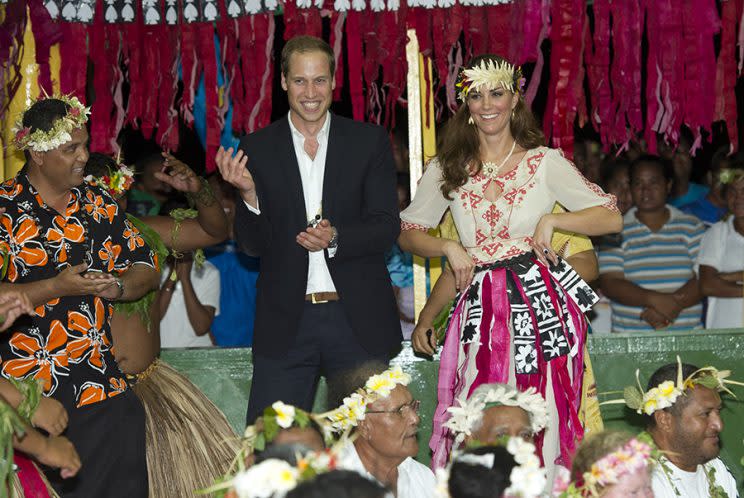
[[244, 111, 336, 294], [337, 440, 436, 498]]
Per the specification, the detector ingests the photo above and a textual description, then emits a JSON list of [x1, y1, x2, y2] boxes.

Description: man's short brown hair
[[281, 35, 335, 77]]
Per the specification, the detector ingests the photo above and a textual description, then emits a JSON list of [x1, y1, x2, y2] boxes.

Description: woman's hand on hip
[[442, 240, 475, 291], [531, 214, 558, 267]]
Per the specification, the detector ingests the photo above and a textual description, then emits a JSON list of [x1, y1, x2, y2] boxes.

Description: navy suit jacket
[[233, 114, 403, 357]]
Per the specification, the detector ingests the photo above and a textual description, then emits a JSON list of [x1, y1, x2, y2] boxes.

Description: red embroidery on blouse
[[475, 229, 487, 246], [482, 205, 501, 227], [504, 245, 525, 257], [527, 151, 546, 175], [401, 220, 429, 232], [481, 242, 504, 257]]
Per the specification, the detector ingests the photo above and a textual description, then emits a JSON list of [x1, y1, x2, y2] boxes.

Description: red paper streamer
[[89, 3, 114, 152], [584, 0, 611, 148], [346, 11, 365, 121], [544, 0, 585, 159], [155, 25, 179, 152], [714, 0, 739, 151], [248, 14, 275, 132], [59, 23, 88, 102], [195, 23, 220, 173]]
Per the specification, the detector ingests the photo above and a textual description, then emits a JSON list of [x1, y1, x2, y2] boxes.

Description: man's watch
[[328, 227, 339, 250]]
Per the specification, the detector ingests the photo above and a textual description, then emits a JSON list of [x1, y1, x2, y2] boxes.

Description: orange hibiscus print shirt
[[0, 172, 157, 410]]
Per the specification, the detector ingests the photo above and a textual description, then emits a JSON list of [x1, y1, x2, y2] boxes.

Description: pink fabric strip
[[430, 290, 468, 469], [14, 452, 50, 498], [488, 269, 511, 386], [539, 265, 584, 466], [473, 272, 494, 392]]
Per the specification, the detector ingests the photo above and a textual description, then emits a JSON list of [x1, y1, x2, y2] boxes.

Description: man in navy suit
[[217, 36, 402, 422]]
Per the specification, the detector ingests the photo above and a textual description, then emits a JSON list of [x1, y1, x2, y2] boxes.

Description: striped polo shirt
[[599, 206, 705, 333]]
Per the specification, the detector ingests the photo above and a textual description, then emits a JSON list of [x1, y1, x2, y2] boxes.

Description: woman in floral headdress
[[554, 430, 654, 498], [398, 54, 622, 476]]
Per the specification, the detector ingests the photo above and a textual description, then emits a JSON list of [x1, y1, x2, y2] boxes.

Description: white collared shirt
[[337, 440, 436, 498], [244, 111, 336, 294]]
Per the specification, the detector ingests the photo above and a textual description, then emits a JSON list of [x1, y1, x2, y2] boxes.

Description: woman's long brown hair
[[438, 54, 546, 199]]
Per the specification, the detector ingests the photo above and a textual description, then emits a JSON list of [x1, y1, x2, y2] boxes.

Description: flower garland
[[85, 160, 135, 199], [455, 59, 526, 101], [634, 432, 731, 498], [553, 437, 653, 497], [243, 401, 317, 455], [602, 356, 744, 416], [321, 365, 411, 435], [434, 436, 546, 498], [12, 94, 90, 152], [444, 385, 548, 448]]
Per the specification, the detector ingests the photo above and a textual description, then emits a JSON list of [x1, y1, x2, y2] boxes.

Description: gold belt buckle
[[311, 293, 328, 304]]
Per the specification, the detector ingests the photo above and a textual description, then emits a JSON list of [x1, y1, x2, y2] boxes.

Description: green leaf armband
[[10, 377, 43, 423]]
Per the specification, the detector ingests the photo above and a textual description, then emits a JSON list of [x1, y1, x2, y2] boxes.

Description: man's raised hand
[[215, 146, 256, 207]]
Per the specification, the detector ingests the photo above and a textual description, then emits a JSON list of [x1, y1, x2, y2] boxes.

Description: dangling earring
[[511, 109, 515, 120], [468, 116, 474, 125]]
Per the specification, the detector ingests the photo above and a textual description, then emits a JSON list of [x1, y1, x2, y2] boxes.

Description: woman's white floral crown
[[434, 437, 546, 498], [456, 59, 526, 101], [602, 356, 744, 416], [12, 94, 90, 152], [321, 365, 411, 435], [444, 386, 548, 447], [553, 437, 653, 497]]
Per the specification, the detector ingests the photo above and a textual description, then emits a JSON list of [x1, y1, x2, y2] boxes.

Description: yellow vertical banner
[[1, 8, 62, 181], [407, 30, 441, 321], [418, 54, 441, 293], [3, 9, 38, 179], [405, 29, 428, 321]]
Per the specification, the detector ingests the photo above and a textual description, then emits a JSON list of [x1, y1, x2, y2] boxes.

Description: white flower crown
[[444, 385, 548, 446], [321, 366, 411, 434]]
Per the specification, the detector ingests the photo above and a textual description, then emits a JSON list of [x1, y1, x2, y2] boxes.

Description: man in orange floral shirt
[[0, 96, 159, 497]]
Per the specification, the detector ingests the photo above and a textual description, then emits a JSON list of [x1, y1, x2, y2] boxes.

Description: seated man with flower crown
[[324, 362, 436, 498], [619, 360, 741, 498]]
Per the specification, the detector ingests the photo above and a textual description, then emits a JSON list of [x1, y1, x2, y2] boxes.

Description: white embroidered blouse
[[400, 147, 618, 264]]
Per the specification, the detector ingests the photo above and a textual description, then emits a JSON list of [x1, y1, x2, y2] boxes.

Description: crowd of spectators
[[579, 135, 744, 333]]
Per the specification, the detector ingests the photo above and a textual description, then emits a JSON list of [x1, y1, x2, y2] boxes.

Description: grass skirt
[[131, 359, 239, 497]]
